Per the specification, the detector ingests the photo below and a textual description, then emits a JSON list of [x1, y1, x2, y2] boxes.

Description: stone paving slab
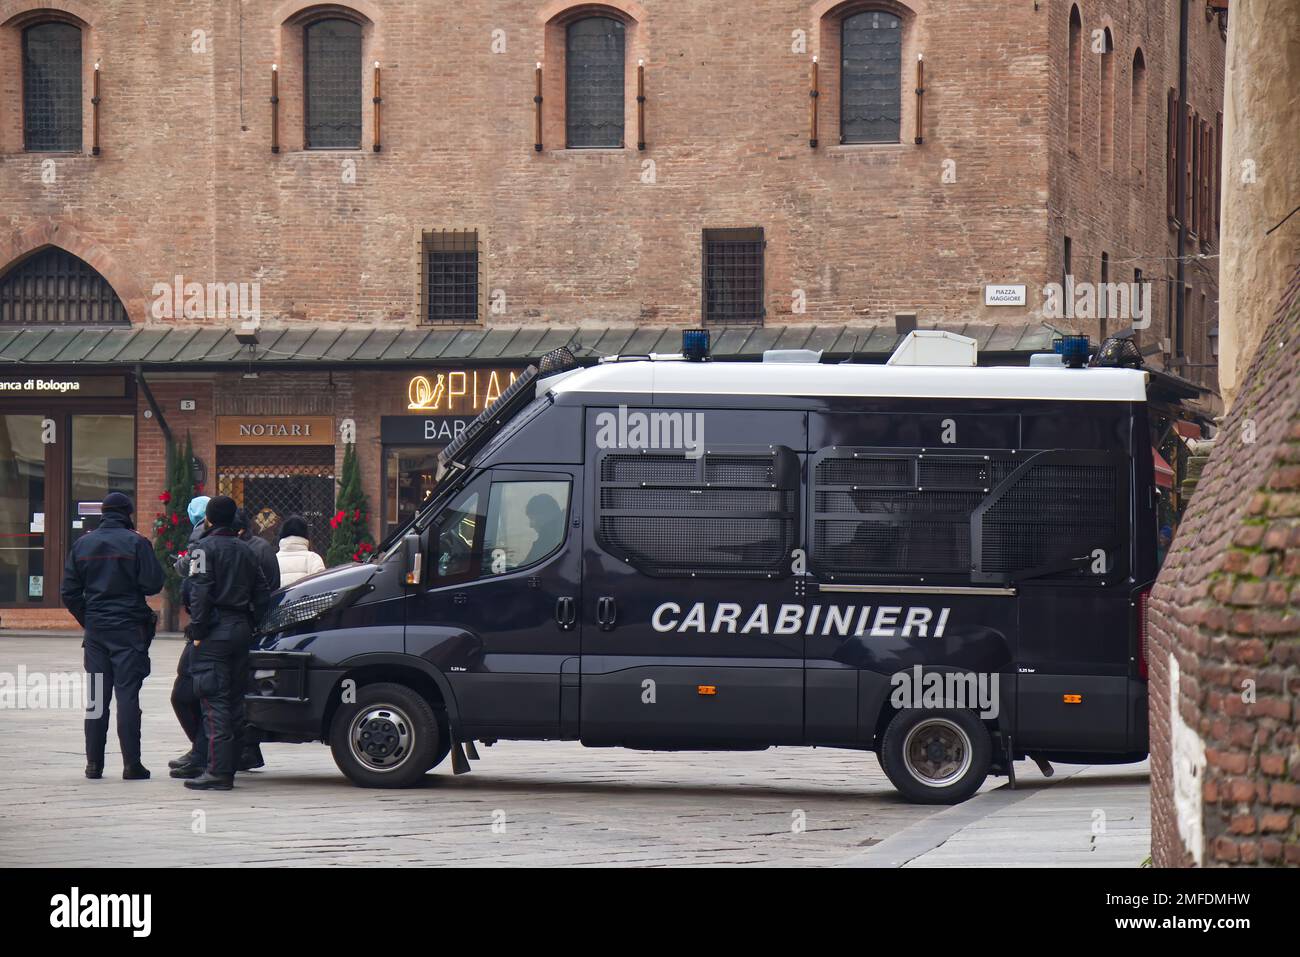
[[0, 634, 1152, 867]]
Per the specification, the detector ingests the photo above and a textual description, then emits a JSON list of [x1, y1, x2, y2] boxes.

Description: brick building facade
[[1, 0, 1225, 627]]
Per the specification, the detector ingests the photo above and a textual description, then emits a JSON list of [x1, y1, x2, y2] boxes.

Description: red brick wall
[[1048, 1, 1225, 389], [0, 0, 1221, 337], [1149, 264, 1300, 867]]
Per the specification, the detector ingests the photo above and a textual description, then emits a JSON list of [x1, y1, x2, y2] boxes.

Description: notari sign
[[216, 416, 334, 445]]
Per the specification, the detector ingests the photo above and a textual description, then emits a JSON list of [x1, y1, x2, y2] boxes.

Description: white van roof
[[544, 359, 1147, 403]]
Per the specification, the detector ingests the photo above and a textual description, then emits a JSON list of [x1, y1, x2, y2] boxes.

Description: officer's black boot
[[123, 761, 151, 780], [84, 762, 103, 779], [170, 762, 204, 779], [184, 772, 234, 791], [238, 744, 265, 771], [168, 749, 200, 769]]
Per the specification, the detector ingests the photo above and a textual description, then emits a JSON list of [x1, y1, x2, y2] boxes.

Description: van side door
[[406, 467, 581, 740], [578, 407, 805, 747]]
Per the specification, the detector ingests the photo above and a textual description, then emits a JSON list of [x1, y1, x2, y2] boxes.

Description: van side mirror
[[403, 533, 423, 586]]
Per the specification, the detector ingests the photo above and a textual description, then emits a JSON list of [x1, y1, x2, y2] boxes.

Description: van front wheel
[[880, 709, 991, 805], [329, 682, 442, 788]]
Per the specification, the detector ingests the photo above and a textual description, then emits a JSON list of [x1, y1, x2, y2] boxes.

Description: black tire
[[879, 708, 992, 805], [328, 682, 443, 788]]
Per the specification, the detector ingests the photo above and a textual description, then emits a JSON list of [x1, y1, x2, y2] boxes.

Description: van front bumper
[[244, 650, 343, 742]]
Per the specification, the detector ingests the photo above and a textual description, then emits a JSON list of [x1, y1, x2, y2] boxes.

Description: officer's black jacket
[[242, 533, 282, 592], [60, 511, 165, 631], [176, 523, 209, 614], [187, 527, 272, 641]]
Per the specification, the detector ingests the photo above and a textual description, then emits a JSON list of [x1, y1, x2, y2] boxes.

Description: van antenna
[[839, 332, 863, 364]]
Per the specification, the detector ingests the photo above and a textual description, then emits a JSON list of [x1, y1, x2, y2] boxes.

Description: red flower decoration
[[159, 491, 171, 503], [171, 513, 180, 525]]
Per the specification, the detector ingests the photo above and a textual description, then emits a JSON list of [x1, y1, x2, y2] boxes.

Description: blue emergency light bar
[[1052, 334, 1091, 368], [682, 329, 711, 361]]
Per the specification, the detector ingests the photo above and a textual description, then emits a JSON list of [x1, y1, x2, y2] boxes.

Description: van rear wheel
[[329, 682, 442, 788], [880, 709, 991, 805]]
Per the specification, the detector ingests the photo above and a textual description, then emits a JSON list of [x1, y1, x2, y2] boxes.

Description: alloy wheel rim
[[902, 717, 973, 788]]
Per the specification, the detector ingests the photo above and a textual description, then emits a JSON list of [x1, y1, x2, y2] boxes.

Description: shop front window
[[386, 447, 441, 538], [68, 415, 135, 544], [0, 415, 47, 604]]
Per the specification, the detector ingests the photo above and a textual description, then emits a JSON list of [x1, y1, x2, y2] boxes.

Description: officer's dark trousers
[[84, 628, 151, 766], [171, 640, 203, 754], [192, 619, 251, 777]]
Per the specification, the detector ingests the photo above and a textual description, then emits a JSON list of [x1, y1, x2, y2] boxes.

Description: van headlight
[[260, 590, 345, 634]]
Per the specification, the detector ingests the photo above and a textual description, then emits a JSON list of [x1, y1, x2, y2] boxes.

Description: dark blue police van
[[247, 333, 1160, 804]]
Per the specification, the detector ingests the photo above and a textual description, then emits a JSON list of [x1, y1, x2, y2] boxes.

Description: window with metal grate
[[811, 448, 1124, 584], [702, 228, 765, 326], [0, 248, 127, 325], [22, 22, 82, 152], [973, 455, 1124, 582], [840, 10, 901, 145], [596, 447, 799, 578], [566, 16, 625, 148], [305, 18, 362, 149], [421, 230, 481, 325]]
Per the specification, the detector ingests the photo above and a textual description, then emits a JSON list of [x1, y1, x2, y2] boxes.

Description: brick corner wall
[[1149, 262, 1300, 867]]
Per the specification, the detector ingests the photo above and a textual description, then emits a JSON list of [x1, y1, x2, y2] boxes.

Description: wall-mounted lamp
[[915, 53, 925, 145], [634, 59, 644, 150], [373, 60, 382, 152], [534, 62, 543, 152], [92, 61, 101, 156], [235, 320, 261, 346], [270, 63, 280, 153], [809, 55, 819, 148]]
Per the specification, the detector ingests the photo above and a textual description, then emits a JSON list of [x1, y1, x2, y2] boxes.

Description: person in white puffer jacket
[[276, 515, 326, 586]]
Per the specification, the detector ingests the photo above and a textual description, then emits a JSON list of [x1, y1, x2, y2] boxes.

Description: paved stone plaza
[[0, 635, 1150, 867]]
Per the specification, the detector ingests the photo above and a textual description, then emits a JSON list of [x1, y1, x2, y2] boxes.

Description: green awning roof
[[0, 323, 1056, 368]]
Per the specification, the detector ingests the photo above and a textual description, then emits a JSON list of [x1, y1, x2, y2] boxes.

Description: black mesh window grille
[[0, 247, 128, 325], [305, 18, 362, 149], [423, 230, 480, 325], [703, 228, 765, 326], [597, 448, 798, 578], [840, 10, 902, 144], [566, 16, 625, 148], [975, 460, 1122, 581], [217, 445, 335, 548], [23, 22, 82, 152], [812, 448, 1123, 583]]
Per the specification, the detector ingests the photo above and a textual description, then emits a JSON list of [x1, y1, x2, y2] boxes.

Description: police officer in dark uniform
[[168, 502, 210, 776], [234, 508, 280, 592], [60, 492, 165, 780], [183, 495, 271, 791], [232, 507, 279, 772]]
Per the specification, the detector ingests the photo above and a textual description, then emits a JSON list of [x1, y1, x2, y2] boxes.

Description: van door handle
[[597, 596, 617, 631], [555, 596, 576, 630]]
